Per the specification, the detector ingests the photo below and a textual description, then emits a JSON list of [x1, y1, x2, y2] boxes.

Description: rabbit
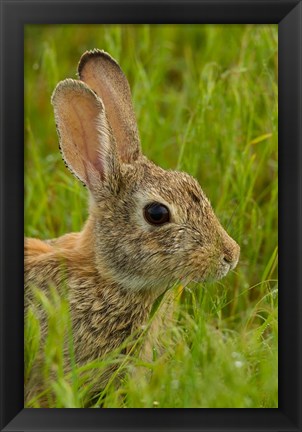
[[24, 49, 240, 405]]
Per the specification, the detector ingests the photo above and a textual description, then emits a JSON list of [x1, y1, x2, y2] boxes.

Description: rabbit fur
[[24, 49, 240, 404]]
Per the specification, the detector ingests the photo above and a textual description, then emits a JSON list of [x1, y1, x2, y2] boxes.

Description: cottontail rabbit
[[25, 49, 240, 404]]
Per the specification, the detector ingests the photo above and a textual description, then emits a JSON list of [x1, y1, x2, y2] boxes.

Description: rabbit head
[[51, 49, 240, 293]]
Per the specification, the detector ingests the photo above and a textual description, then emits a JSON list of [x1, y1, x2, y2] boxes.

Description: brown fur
[[24, 50, 240, 406]]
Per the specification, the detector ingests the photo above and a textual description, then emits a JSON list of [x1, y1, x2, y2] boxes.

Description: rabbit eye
[[143, 202, 170, 225]]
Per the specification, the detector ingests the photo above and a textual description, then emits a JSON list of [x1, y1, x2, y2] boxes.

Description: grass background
[[24, 24, 278, 408]]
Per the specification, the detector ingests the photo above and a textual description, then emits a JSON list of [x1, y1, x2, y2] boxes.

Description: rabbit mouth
[[179, 261, 232, 285]]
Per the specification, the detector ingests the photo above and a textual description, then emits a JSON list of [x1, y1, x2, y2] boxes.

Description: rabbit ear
[[51, 78, 120, 193], [78, 49, 141, 165]]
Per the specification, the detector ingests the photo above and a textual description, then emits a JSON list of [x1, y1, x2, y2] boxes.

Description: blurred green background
[[25, 24, 278, 408]]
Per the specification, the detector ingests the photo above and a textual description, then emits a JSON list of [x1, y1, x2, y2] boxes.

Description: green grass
[[24, 24, 278, 408]]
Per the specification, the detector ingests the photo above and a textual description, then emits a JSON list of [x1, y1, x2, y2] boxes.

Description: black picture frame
[[1, 0, 301, 431]]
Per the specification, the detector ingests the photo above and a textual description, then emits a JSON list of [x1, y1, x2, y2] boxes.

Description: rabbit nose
[[223, 255, 233, 265], [222, 242, 240, 270]]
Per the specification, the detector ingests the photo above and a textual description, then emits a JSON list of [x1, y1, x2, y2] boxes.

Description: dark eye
[[143, 202, 170, 225]]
